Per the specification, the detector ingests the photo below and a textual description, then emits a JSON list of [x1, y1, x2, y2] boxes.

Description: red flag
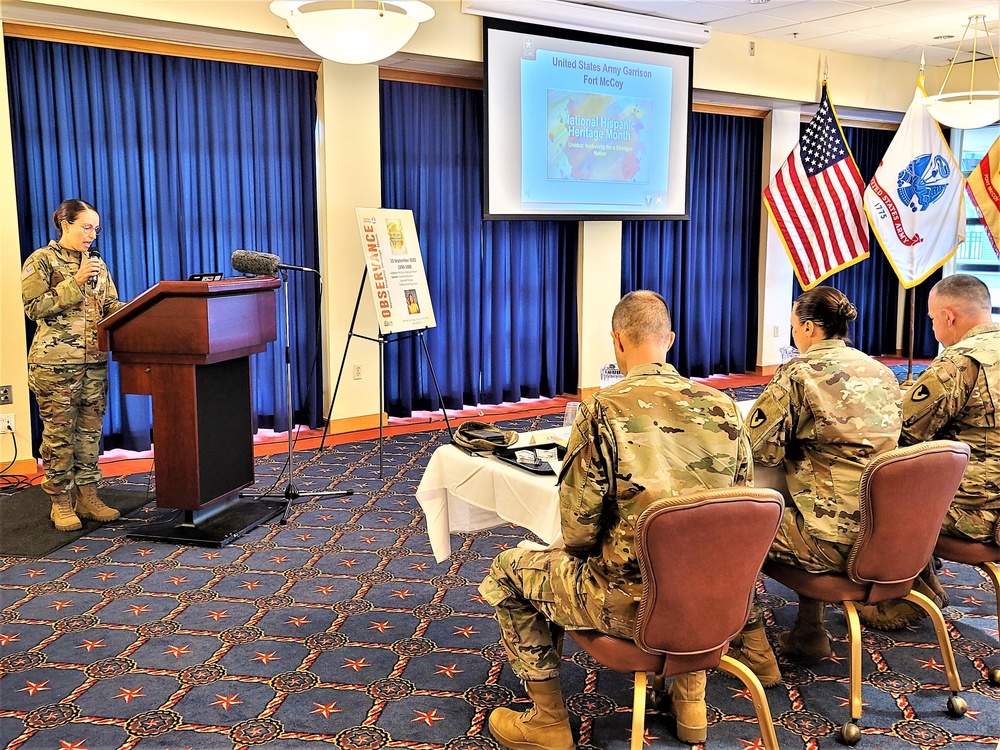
[[764, 84, 869, 290], [966, 135, 1000, 260]]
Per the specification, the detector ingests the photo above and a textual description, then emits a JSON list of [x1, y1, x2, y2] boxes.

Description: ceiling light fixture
[[270, 0, 435, 65], [924, 14, 1000, 130]]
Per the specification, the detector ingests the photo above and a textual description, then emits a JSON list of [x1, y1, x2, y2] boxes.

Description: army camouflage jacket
[[22, 241, 125, 365], [747, 339, 901, 545], [901, 323, 1000, 510], [556, 362, 752, 629]]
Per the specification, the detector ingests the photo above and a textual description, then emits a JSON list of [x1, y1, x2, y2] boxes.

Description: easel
[[320, 268, 453, 476]]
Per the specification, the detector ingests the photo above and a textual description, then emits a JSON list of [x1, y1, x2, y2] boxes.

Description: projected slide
[[521, 49, 672, 211]]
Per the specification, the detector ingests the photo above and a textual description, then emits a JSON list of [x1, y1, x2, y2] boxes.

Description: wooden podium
[[98, 277, 283, 545]]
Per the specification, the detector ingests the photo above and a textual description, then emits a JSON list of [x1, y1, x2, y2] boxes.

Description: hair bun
[[839, 299, 858, 322]]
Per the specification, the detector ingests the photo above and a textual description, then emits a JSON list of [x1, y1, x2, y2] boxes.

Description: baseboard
[[4, 457, 37, 477], [324, 413, 386, 434], [754, 364, 779, 376]]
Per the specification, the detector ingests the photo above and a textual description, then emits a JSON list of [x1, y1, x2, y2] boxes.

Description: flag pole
[[903, 289, 915, 388]]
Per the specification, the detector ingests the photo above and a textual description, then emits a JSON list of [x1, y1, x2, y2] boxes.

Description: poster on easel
[[356, 208, 437, 335]]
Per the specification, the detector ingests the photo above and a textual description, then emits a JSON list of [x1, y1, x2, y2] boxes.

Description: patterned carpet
[[1, 411, 998, 750], [722, 364, 929, 403]]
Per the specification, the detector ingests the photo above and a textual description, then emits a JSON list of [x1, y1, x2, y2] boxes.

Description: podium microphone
[[231, 249, 280, 276], [231, 249, 319, 277], [87, 247, 100, 288]]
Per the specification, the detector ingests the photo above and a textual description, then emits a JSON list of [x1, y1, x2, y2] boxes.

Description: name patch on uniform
[[911, 384, 930, 401], [21, 263, 35, 278], [749, 408, 766, 428]]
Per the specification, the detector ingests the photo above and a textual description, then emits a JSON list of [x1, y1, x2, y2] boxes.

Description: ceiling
[[0, 0, 998, 70], [566, 0, 1000, 66]]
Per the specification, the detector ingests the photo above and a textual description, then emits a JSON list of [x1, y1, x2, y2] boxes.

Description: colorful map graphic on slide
[[547, 90, 651, 183]]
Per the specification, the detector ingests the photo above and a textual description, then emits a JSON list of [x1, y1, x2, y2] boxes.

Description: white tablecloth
[[416, 400, 789, 562]]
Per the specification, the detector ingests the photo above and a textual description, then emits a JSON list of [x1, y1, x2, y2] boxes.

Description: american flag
[[764, 84, 868, 290]]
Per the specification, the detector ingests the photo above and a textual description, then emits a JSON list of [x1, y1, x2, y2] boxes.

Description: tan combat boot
[[727, 620, 782, 687], [857, 562, 948, 631], [667, 670, 707, 744], [50, 492, 82, 531], [488, 677, 575, 750], [779, 596, 831, 662], [76, 484, 120, 522]]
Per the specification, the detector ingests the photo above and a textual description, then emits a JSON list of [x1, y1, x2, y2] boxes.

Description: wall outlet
[[773, 325, 780, 337], [0, 384, 11, 405], [748, 41, 755, 57], [0, 414, 14, 434], [353, 365, 362, 380]]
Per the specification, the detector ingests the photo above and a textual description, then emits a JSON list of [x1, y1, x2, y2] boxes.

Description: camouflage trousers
[[27, 363, 108, 497], [750, 507, 851, 623], [941, 506, 999, 544], [479, 548, 620, 682]]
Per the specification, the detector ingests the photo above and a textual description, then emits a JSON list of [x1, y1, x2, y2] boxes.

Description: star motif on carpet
[[270, 555, 289, 564], [240, 581, 261, 590], [201, 552, 221, 560], [468, 593, 486, 605], [287, 616, 310, 627], [211, 694, 243, 710], [310, 702, 342, 718], [168, 575, 188, 585], [961, 595, 982, 606], [917, 656, 944, 671], [254, 651, 280, 665], [295, 534, 312, 541], [164, 644, 192, 658], [361, 536, 377, 545], [114, 687, 145, 703], [823, 651, 845, 663], [739, 739, 767, 749], [70, 545, 87, 553], [24, 569, 46, 578], [206, 610, 229, 622], [49, 600, 73, 611], [77, 639, 105, 652], [729, 686, 753, 700], [315, 585, 337, 596], [128, 605, 151, 616], [58, 741, 88, 750], [94, 572, 117, 581], [18, 680, 50, 695], [965, 708, 981, 721], [339, 559, 359, 568], [134, 549, 154, 557], [0, 633, 20, 646], [454, 625, 478, 638], [937, 568, 957, 578], [493, 543, 509, 550], [435, 663, 462, 678], [391, 589, 414, 600], [342, 657, 370, 672], [317, 514, 333, 521], [378, 517, 393, 524], [412, 708, 445, 726], [410, 563, 428, 571], [370, 621, 393, 633]]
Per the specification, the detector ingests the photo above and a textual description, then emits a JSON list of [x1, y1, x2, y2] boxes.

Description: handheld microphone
[[87, 248, 100, 288], [231, 249, 280, 276]]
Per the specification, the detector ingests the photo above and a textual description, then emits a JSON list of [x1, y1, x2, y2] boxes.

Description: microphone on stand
[[231, 249, 319, 277], [87, 247, 100, 288]]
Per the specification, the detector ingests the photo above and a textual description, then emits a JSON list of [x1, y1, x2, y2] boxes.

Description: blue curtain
[[621, 111, 763, 377], [7, 38, 320, 451], [792, 125, 899, 354], [380, 79, 578, 414]]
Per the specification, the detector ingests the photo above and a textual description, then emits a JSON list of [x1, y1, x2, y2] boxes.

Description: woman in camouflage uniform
[[21, 199, 126, 531], [729, 286, 902, 686]]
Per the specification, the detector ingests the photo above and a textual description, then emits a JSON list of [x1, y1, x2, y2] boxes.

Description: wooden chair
[[568, 487, 785, 750], [764, 440, 971, 745], [934, 515, 1000, 686]]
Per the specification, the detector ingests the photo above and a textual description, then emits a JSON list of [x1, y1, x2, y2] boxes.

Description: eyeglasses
[[71, 222, 101, 236]]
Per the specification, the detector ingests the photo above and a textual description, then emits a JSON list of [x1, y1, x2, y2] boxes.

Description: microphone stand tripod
[[242, 267, 352, 522]]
